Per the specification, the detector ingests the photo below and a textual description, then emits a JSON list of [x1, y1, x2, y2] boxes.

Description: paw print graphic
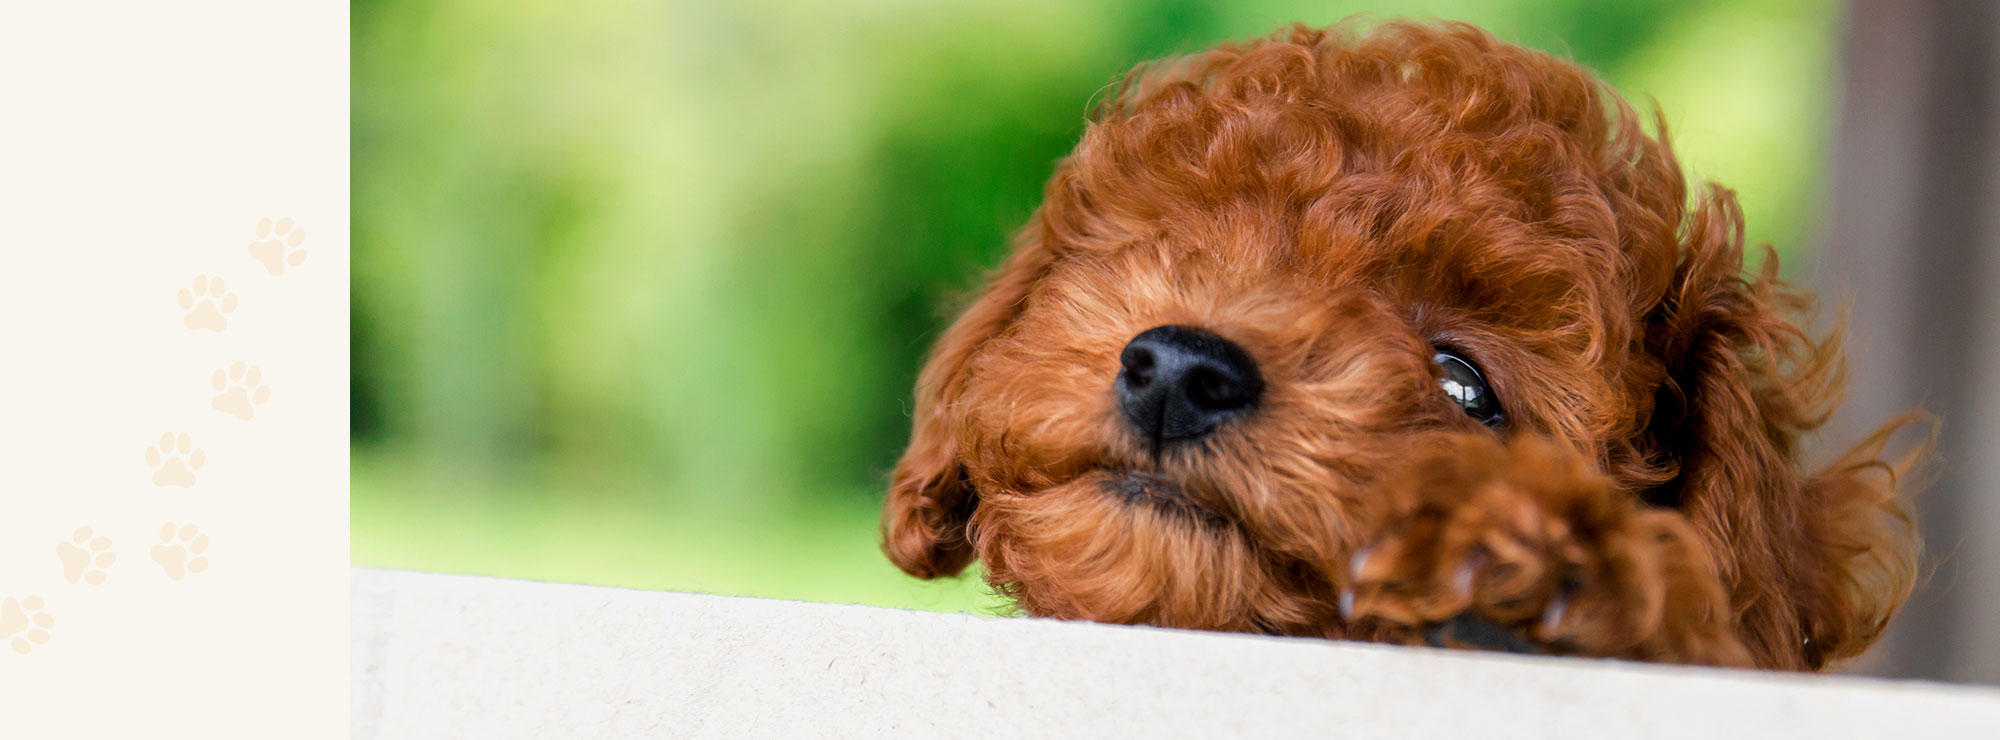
[[248, 217, 307, 275], [56, 527, 116, 585], [145, 432, 206, 488], [1, 596, 53, 655], [211, 361, 271, 420], [150, 523, 210, 582], [177, 275, 238, 331]]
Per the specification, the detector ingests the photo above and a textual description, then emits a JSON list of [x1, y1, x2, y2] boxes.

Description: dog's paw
[[1341, 435, 1752, 665]]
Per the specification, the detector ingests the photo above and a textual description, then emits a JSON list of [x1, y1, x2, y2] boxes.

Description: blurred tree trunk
[[1818, 0, 1999, 684]]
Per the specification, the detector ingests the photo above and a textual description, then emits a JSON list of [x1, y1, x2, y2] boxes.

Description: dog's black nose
[[1116, 325, 1262, 445]]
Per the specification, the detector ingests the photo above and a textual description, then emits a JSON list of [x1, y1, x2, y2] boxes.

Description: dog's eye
[[1432, 349, 1504, 428]]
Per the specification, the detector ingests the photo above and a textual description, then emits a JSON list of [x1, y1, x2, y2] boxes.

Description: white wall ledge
[[352, 567, 2000, 738]]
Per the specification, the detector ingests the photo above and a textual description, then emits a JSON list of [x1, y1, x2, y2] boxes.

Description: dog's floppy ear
[[1641, 186, 1922, 668], [882, 230, 1056, 579]]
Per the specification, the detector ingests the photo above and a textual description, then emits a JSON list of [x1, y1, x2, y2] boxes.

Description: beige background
[[0, 1, 347, 736]]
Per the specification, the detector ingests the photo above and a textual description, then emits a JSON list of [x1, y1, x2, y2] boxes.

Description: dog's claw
[[1537, 591, 1570, 641], [1340, 545, 1372, 622], [1347, 546, 1374, 581], [1450, 548, 1488, 599]]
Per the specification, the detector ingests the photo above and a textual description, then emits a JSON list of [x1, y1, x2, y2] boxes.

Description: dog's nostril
[[1120, 346, 1158, 388], [1116, 325, 1263, 445], [1188, 366, 1251, 410]]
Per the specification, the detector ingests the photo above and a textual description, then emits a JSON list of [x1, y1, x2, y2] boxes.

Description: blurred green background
[[352, 0, 1838, 614]]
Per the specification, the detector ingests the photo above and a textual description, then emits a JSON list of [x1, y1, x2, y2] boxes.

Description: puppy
[[880, 21, 1924, 669]]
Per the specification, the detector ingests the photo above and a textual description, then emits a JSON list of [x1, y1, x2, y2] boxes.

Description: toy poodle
[[880, 20, 1925, 669]]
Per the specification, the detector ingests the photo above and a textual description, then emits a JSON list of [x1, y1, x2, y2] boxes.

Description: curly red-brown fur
[[881, 20, 1925, 670]]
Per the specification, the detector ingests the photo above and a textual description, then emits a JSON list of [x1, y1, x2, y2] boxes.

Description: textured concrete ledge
[[352, 567, 2000, 738]]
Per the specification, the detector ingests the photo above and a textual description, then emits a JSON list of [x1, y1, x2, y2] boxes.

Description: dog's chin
[[971, 469, 1276, 630]]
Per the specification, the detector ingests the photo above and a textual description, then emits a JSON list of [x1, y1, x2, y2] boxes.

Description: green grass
[[351, 455, 1008, 614]]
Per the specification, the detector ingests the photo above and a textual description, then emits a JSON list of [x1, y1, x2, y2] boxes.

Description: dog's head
[[881, 22, 1914, 655]]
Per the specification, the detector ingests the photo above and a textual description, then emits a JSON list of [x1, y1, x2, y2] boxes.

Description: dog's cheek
[[959, 354, 1119, 484], [972, 472, 1271, 630]]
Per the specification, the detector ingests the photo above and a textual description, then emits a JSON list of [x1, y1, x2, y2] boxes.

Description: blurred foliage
[[353, 0, 1840, 610]]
